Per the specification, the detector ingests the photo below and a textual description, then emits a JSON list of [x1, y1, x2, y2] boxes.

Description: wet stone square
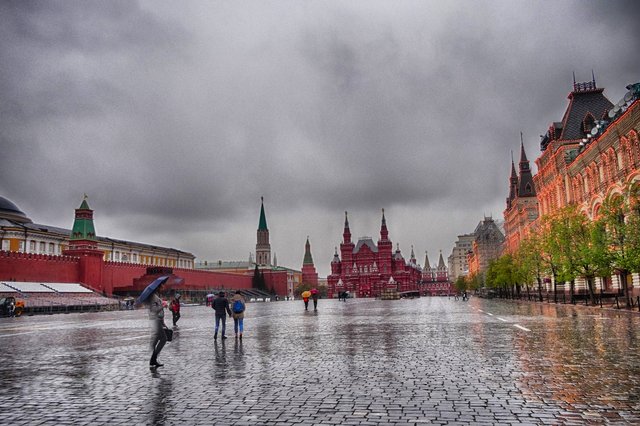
[[1, 297, 640, 425]]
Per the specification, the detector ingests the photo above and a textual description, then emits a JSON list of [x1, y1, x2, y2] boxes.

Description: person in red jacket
[[169, 293, 181, 327]]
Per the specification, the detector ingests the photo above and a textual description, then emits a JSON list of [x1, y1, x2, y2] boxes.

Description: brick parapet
[[0, 250, 80, 263]]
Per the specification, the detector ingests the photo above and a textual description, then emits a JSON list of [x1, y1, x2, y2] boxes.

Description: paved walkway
[[1, 297, 640, 425]]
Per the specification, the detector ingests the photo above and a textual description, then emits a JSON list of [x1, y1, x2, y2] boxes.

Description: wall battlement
[[0, 250, 80, 264]]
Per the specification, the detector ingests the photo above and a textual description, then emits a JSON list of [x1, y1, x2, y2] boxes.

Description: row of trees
[[476, 184, 640, 306]]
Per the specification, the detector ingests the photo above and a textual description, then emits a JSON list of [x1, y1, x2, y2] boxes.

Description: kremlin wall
[[0, 197, 293, 297]]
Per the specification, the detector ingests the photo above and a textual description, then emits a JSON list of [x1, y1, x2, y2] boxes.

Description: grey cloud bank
[[1, 1, 638, 276]]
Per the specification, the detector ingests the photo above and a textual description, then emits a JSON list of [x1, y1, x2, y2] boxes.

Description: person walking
[[230, 290, 246, 339], [169, 293, 181, 327], [149, 282, 167, 368], [301, 291, 310, 311], [311, 290, 319, 311], [212, 291, 232, 340]]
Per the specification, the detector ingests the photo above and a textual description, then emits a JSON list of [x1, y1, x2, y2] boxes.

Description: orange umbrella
[[301, 290, 311, 298]]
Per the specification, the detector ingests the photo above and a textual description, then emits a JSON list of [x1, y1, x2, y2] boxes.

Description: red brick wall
[[0, 251, 80, 283], [1, 250, 255, 295]]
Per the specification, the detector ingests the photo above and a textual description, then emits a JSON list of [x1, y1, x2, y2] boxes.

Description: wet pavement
[[1, 297, 640, 425]]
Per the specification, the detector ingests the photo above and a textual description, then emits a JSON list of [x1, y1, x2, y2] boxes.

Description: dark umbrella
[[310, 288, 319, 295], [136, 276, 171, 305]]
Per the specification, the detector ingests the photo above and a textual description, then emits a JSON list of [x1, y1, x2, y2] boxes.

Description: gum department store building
[[503, 77, 640, 294]]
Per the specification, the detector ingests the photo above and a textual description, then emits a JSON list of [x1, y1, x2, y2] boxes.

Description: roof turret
[[332, 247, 340, 264], [517, 137, 536, 197]]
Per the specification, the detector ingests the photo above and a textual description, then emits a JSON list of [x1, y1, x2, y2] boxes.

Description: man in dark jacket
[[212, 291, 232, 340]]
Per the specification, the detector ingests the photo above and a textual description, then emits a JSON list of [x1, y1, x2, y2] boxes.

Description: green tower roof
[[70, 197, 97, 241], [303, 237, 314, 265], [258, 197, 268, 230]]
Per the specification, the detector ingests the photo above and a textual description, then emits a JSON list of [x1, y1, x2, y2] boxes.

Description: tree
[[485, 255, 519, 298], [600, 189, 640, 307], [540, 210, 569, 303], [556, 206, 607, 305], [252, 265, 266, 291], [454, 276, 467, 293], [517, 232, 545, 301]]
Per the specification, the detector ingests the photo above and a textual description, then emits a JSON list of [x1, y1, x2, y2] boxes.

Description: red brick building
[[503, 77, 640, 294], [503, 139, 538, 254], [420, 251, 453, 295], [327, 210, 422, 298]]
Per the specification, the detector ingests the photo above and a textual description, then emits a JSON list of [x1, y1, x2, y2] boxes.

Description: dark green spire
[[258, 196, 268, 230], [70, 195, 97, 241], [303, 236, 314, 265]]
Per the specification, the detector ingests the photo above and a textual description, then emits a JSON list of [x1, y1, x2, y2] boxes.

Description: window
[[40, 242, 46, 252], [29, 241, 36, 252], [1, 240, 8, 251], [49, 243, 55, 254], [132, 253, 137, 263]]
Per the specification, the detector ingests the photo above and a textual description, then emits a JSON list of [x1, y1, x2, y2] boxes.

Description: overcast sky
[[1, 1, 638, 277]]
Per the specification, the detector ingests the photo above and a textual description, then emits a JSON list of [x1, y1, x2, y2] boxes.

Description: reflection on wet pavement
[[1, 297, 639, 424]]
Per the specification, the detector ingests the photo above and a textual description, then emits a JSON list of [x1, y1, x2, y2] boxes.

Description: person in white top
[[148, 282, 167, 368]]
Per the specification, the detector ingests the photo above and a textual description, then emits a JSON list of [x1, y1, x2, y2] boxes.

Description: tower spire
[[303, 236, 314, 265], [380, 208, 389, 241], [258, 196, 268, 230], [256, 197, 271, 265], [343, 211, 351, 244]]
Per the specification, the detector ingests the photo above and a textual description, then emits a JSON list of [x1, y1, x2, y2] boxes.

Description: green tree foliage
[[599, 188, 640, 306], [454, 276, 467, 293], [516, 233, 545, 301], [485, 254, 521, 297], [252, 265, 266, 291]]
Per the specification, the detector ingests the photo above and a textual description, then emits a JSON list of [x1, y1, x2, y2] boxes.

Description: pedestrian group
[[146, 286, 323, 369]]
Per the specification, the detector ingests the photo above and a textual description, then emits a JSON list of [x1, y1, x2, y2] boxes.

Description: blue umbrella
[[136, 276, 170, 305]]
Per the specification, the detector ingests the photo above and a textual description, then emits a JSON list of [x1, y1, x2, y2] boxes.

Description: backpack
[[232, 299, 245, 314]]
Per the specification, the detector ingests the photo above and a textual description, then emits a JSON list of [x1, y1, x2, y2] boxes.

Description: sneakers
[[214, 333, 218, 340], [149, 361, 164, 368], [239, 333, 243, 340], [221, 335, 227, 340]]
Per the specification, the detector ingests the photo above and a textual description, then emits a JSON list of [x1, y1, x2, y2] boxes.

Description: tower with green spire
[[301, 236, 318, 287], [69, 195, 98, 249], [255, 197, 271, 265], [63, 195, 105, 294]]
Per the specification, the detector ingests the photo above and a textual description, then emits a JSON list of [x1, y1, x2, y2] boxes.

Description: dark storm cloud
[[0, 1, 637, 275]]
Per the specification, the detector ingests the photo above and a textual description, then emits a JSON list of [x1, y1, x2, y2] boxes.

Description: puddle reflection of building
[[513, 305, 640, 413]]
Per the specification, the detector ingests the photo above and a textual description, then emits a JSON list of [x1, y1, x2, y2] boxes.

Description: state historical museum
[[327, 210, 422, 298]]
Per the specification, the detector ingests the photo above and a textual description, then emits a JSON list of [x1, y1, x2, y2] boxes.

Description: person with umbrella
[[137, 276, 170, 368], [301, 290, 311, 311], [310, 288, 319, 311]]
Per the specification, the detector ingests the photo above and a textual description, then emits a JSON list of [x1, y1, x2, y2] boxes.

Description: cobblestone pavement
[[1, 297, 640, 425]]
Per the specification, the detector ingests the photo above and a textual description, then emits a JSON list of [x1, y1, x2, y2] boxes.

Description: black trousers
[[150, 319, 167, 363], [172, 310, 180, 325]]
